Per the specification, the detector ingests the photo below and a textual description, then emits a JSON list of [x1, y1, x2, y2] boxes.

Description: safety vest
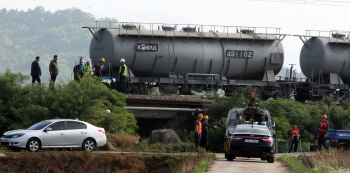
[[195, 120, 202, 134], [83, 63, 91, 73], [318, 122, 328, 136], [119, 64, 127, 76], [291, 128, 299, 136]]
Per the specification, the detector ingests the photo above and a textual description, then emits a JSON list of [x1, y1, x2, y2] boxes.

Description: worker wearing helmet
[[118, 59, 127, 93], [195, 113, 203, 152], [80, 59, 92, 76], [94, 58, 105, 78], [288, 125, 300, 153], [200, 115, 218, 150], [317, 115, 329, 151]]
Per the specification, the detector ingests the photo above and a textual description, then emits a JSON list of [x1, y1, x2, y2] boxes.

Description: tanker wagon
[[84, 22, 287, 97], [295, 30, 350, 102]]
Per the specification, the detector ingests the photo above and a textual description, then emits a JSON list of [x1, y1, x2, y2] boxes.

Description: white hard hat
[[106, 109, 111, 114], [120, 59, 125, 63], [112, 78, 116, 82], [86, 59, 91, 64]]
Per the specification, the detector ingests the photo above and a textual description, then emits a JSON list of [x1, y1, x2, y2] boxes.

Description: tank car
[[84, 22, 287, 97], [296, 31, 350, 102]]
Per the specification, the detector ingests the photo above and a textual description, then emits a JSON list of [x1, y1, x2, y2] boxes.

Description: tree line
[[201, 87, 350, 152], [0, 70, 137, 136]]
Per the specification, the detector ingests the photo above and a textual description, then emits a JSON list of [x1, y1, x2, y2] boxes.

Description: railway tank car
[[85, 22, 287, 97], [296, 31, 350, 102]]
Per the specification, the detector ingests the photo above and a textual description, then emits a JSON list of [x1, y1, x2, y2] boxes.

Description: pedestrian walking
[[49, 55, 59, 83], [288, 125, 300, 152], [195, 113, 203, 152], [200, 115, 217, 150], [317, 115, 329, 151], [94, 58, 105, 77], [118, 58, 127, 93], [31, 56, 41, 84]]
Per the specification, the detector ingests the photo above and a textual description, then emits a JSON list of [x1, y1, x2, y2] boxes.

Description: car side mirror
[[228, 130, 232, 136], [271, 120, 275, 128], [45, 127, 52, 132]]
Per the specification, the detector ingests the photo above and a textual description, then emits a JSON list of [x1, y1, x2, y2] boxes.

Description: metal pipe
[[125, 106, 202, 112]]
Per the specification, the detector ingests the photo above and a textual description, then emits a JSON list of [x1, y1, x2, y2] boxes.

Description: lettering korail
[[136, 44, 158, 51]]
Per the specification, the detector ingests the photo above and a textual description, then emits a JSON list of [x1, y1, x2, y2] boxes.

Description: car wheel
[[226, 152, 235, 161], [10, 147, 21, 152], [27, 138, 40, 152], [267, 156, 274, 163], [82, 138, 96, 151]]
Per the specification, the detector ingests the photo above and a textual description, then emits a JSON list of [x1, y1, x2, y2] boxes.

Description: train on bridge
[[83, 22, 350, 102]]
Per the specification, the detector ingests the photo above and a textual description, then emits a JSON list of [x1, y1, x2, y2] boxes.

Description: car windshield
[[234, 126, 270, 135], [27, 121, 52, 130]]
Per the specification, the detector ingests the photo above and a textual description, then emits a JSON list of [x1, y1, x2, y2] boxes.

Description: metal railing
[[275, 139, 302, 153], [295, 30, 350, 45], [87, 21, 287, 41]]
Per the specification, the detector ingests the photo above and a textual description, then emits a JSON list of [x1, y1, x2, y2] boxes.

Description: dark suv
[[227, 125, 275, 163]]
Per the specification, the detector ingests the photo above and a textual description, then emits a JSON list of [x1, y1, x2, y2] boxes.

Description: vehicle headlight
[[12, 133, 25, 138]]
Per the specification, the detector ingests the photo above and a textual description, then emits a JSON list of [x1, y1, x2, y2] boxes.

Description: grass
[[104, 132, 197, 153], [191, 152, 216, 173], [281, 149, 350, 173]]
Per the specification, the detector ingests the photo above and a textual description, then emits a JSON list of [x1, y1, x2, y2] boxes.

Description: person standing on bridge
[[49, 55, 59, 83], [31, 56, 41, 84], [200, 115, 217, 150], [80, 59, 92, 76], [288, 125, 300, 153], [94, 58, 105, 78], [118, 58, 127, 93], [317, 115, 329, 151], [195, 113, 203, 152]]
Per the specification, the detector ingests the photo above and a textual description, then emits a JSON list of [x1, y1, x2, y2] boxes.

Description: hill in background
[[0, 6, 117, 83]]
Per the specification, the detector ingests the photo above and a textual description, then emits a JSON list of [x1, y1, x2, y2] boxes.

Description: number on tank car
[[226, 50, 253, 58]]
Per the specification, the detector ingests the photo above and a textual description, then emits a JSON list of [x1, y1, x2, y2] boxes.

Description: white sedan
[[1, 119, 107, 152]]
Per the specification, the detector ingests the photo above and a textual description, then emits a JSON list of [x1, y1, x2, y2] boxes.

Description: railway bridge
[[125, 95, 214, 137]]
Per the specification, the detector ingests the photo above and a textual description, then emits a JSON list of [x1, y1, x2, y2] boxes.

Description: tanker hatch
[[182, 27, 196, 32], [122, 24, 137, 30], [162, 25, 175, 31], [241, 29, 254, 34], [331, 32, 345, 39]]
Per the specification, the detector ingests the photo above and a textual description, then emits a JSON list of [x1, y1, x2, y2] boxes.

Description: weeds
[[282, 149, 350, 173], [191, 152, 216, 173]]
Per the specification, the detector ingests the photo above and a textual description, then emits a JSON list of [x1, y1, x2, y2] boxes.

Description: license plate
[[326, 140, 330, 143], [245, 139, 258, 143], [1, 139, 7, 142]]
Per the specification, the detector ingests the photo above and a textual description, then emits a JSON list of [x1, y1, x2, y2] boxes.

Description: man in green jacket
[[49, 55, 59, 82]]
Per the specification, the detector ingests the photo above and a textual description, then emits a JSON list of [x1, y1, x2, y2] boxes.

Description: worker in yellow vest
[[118, 59, 127, 93], [80, 59, 92, 76]]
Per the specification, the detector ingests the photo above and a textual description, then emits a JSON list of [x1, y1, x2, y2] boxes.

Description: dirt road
[[209, 153, 290, 173]]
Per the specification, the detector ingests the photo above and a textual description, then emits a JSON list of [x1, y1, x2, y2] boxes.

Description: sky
[[2, 0, 350, 74]]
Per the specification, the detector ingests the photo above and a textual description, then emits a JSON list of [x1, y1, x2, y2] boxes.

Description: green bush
[[0, 70, 137, 135]]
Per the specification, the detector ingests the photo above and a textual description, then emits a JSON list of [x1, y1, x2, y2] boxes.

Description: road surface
[[209, 153, 299, 173]]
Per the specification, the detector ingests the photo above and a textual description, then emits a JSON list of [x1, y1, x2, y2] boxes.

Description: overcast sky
[[2, 0, 350, 74]]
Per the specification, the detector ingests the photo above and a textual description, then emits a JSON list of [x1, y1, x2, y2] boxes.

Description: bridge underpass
[[125, 95, 213, 137]]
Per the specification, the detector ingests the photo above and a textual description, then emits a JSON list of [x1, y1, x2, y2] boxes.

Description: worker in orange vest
[[195, 113, 203, 152], [288, 125, 300, 152], [317, 115, 329, 151]]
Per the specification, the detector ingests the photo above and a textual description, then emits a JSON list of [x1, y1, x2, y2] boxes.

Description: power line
[[248, 0, 350, 7]]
